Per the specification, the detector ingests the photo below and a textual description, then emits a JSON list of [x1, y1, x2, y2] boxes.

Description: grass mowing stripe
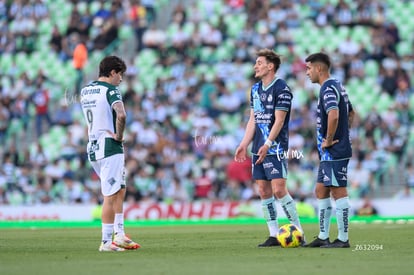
[[0, 222, 414, 275]]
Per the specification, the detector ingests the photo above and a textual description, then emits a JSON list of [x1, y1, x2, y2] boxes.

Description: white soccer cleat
[[112, 235, 141, 250], [99, 241, 125, 252]]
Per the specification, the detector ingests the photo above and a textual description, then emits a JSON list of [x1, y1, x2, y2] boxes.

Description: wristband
[[264, 139, 272, 147]]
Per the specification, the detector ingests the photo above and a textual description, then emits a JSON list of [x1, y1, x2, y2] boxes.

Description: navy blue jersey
[[316, 78, 353, 161], [250, 78, 292, 155]]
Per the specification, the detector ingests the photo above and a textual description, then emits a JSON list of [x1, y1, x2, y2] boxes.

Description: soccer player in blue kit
[[304, 52, 355, 248], [235, 49, 304, 247]]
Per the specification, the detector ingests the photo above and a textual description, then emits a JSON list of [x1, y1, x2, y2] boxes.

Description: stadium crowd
[[0, 0, 413, 206]]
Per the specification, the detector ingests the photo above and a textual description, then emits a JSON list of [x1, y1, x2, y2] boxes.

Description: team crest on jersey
[[260, 93, 267, 102], [267, 94, 273, 102]]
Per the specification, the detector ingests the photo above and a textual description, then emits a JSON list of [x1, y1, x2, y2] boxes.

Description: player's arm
[[240, 109, 255, 147], [267, 110, 287, 143], [322, 108, 339, 149], [112, 101, 126, 141], [235, 109, 255, 162]]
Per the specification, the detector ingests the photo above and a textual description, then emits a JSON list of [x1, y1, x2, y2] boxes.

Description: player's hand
[[255, 145, 268, 164], [106, 130, 123, 142], [321, 138, 338, 150], [234, 146, 247, 162]]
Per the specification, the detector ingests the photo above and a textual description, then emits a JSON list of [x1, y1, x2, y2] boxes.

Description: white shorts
[[90, 154, 126, 196]]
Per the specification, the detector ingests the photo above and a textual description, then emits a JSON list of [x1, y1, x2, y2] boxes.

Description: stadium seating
[[1, 0, 413, 204]]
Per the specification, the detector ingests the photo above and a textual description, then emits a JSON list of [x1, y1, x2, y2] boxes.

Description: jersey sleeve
[[275, 85, 292, 112], [322, 86, 339, 113], [107, 88, 123, 107]]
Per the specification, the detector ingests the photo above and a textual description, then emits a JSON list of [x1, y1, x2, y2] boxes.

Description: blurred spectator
[[33, 174, 53, 204], [0, 100, 10, 145], [171, 3, 186, 27], [0, 0, 413, 206], [142, 23, 167, 51], [30, 80, 52, 138], [54, 100, 74, 127], [72, 34, 88, 93], [164, 176, 189, 202], [226, 157, 251, 185], [193, 168, 213, 200], [92, 16, 119, 50], [355, 196, 378, 216], [129, 0, 148, 52], [10, 92, 30, 131], [334, 0, 353, 27], [141, 0, 156, 24], [51, 171, 84, 204], [381, 66, 398, 96], [348, 160, 372, 198]]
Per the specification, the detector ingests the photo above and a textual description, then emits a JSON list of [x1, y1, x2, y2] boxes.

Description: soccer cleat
[[321, 239, 350, 248], [258, 236, 280, 247], [300, 235, 307, 247], [305, 237, 330, 247], [99, 241, 125, 252], [113, 235, 141, 250]]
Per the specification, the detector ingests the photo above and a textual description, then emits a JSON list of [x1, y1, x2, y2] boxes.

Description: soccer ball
[[277, 224, 303, 248]]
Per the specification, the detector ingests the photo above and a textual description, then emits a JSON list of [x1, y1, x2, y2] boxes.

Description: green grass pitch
[[1, 221, 413, 275]]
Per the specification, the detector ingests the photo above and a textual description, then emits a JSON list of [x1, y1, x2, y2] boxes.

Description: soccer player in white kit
[[80, 56, 140, 252]]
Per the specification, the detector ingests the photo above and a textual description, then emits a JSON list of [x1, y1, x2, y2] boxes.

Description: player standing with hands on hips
[[235, 49, 304, 247], [80, 56, 140, 252], [304, 52, 355, 248]]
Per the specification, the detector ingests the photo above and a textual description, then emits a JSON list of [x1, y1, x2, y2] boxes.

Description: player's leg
[[273, 179, 304, 235], [91, 159, 124, 252], [271, 158, 303, 234], [253, 155, 279, 247], [92, 158, 125, 252], [306, 162, 332, 247], [105, 154, 140, 250], [257, 179, 279, 247], [113, 187, 126, 237], [322, 159, 350, 248], [100, 193, 124, 251], [112, 188, 140, 249]]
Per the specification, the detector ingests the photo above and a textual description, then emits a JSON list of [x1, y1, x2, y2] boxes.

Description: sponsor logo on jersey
[[81, 88, 101, 95]]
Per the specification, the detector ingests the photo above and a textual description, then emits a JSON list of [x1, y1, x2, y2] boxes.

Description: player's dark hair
[[305, 52, 331, 69], [256, 49, 281, 71], [99, 56, 126, 77]]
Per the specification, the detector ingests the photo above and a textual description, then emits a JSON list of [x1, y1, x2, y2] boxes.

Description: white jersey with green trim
[[80, 80, 124, 161]]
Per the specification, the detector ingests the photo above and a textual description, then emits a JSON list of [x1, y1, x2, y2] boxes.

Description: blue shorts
[[252, 155, 287, 181], [317, 159, 349, 187]]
